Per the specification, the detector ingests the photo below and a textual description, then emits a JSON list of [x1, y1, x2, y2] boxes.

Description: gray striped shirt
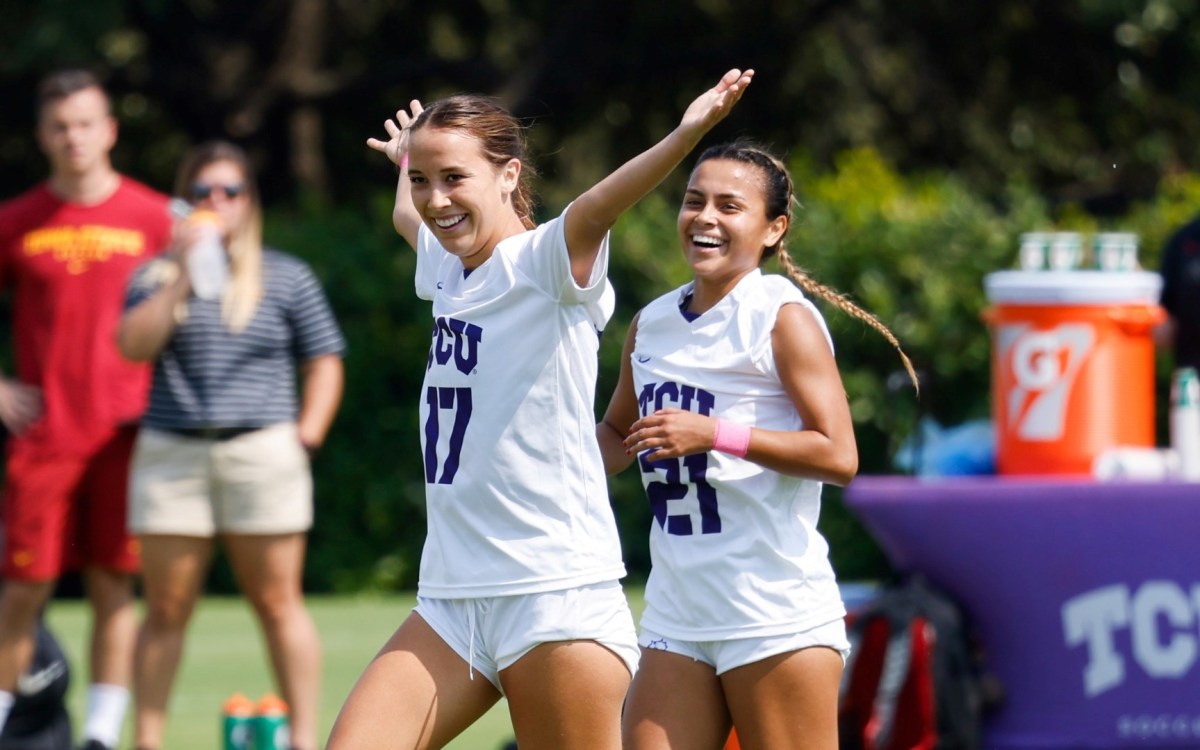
[[125, 248, 345, 430]]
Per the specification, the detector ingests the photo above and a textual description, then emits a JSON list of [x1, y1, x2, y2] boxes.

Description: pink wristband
[[399, 153, 409, 172], [712, 419, 751, 458]]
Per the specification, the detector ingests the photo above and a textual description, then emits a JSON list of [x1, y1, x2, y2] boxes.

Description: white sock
[[0, 689, 14, 733], [83, 683, 130, 747]]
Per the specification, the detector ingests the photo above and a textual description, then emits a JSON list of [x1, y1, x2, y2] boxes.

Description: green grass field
[[44, 593, 552, 750]]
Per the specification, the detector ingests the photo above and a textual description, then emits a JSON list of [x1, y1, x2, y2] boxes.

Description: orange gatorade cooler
[[982, 270, 1164, 475]]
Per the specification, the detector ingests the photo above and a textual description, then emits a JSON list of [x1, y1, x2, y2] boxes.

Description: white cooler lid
[[984, 270, 1162, 304]]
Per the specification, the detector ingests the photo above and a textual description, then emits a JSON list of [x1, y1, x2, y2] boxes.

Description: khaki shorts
[[129, 423, 312, 536]]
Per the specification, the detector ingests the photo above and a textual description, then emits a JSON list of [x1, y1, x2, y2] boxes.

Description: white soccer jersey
[[413, 207, 626, 598], [631, 269, 846, 640]]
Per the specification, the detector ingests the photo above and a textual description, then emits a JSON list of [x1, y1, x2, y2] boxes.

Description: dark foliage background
[[2, 0, 1196, 590]]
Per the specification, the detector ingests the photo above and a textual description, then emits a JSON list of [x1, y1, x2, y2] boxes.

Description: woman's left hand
[[677, 68, 755, 142], [623, 407, 717, 461]]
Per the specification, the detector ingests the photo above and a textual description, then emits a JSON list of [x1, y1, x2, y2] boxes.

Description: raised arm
[[366, 100, 425, 249], [117, 266, 190, 362], [118, 225, 199, 362], [563, 68, 754, 286]]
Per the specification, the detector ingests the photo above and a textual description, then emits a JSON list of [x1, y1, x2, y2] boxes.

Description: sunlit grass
[[44, 594, 517, 750], [45, 587, 649, 749]]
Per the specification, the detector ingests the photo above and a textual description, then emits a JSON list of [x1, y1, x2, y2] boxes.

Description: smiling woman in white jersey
[[598, 142, 917, 750], [326, 69, 756, 750]]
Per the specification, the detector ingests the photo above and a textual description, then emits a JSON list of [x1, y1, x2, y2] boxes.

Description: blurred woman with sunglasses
[[117, 140, 346, 750]]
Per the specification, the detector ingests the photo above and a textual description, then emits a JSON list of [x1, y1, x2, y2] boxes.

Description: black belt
[[160, 425, 263, 441]]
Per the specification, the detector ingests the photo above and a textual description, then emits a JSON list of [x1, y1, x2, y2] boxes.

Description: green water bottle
[[252, 693, 291, 750], [221, 693, 254, 750]]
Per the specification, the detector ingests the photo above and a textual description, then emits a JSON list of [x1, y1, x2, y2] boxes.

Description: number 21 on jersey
[[637, 381, 722, 536]]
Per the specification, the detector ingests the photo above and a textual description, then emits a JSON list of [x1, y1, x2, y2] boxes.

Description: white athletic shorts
[[638, 617, 851, 676], [414, 580, 639, 691]]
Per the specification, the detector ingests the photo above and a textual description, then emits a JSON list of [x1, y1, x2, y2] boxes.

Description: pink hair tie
[[399, 153, 409, 172], [712, 418, 751, 458]]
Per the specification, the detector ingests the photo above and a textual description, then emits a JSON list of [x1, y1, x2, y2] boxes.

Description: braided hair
[[692, 142, 919, 392]]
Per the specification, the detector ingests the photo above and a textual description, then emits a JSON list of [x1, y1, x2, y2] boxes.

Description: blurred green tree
[[2, 0, 1197, 589]]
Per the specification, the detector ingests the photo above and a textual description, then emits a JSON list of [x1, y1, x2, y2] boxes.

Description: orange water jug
[[982, 270, 1164, 475]]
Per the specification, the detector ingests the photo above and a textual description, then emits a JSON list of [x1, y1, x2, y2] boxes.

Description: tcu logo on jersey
[[637, 380, 716, 418], [637, 381, 722, 536], [996, 322, 1095, 440], [427, 316, 482, 375]]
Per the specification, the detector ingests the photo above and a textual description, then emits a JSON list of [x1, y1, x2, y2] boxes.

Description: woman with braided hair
[[598, 141, 916, 750]]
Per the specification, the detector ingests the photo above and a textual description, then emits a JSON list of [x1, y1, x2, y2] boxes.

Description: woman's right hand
[[0, 378, 43, 435], [368, 100, 426, 246], [366, 99, 425, 166]]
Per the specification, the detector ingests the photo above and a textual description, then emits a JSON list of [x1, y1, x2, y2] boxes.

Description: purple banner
[[844, 475, 1200, 749]]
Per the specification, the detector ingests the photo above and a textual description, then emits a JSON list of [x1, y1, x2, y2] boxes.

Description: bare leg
[[0, 580, 55, 691], [132, 535, 213, 750], [326, 612, 501, 750], [502, 639, 631, 750], [622, 647, 730, 750], [721, 646, 844, 750], [224, 533, 321, 750], [84, 566, 138, 686]]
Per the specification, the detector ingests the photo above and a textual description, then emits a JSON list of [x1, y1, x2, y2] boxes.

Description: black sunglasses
[[189, 183, 246, 201]]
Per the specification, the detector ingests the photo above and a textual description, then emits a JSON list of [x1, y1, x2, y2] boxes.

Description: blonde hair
[[693, 142, 919, 393], [169, 140, 264, 332]]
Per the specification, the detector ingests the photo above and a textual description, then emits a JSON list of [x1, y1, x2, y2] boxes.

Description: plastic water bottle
[[252, 693, 290, 750], [221, 693, 254, 750], [186, 209, 229, 300], [1170, 366, 1200, 481]]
